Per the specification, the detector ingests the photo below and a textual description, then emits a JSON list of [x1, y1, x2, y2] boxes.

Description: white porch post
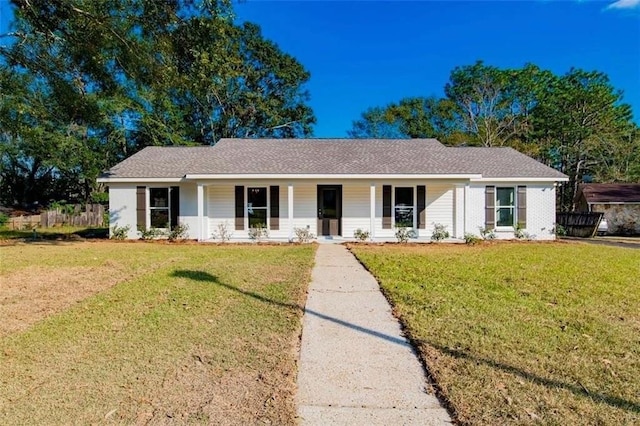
[[370, 183, 376, 240], [454, 183, 466, 238], [197, 183, 204, 241], [288, 183, 294, 241]]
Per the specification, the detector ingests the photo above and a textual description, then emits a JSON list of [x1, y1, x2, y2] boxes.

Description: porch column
[[454, 183, 466, 239], [370, 183, 376, 240], [197, 183, 204, 241], [288, 183, 294, 241]]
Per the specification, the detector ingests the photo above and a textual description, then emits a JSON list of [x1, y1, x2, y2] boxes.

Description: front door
[[317, 185, 342, 236]]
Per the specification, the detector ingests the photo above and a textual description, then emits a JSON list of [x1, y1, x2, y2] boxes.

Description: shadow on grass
[[170, 269, 409, 348], [172, 269, 640, 415], [420, 341, 640, 414], [0, 227, 109, 245]]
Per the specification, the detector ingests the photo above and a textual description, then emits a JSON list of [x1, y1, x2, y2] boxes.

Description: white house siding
[[108, 182, 202, 240], [426, 183, 454, 236], [289, 182, 317, 237], [108, 184, 138, 239], [465, 183, 557, 240], [111, 180, 558, 241], [525, 184, 557, 240], [178, 183, 199, 239], [207, 180, 318, 241], [341, 183, 371, 238], [370, 180, 457, 240]]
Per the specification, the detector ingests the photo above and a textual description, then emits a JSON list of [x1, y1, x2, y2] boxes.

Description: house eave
[[183, 173, 483, 180], [470, 177, 569, 183], [97, 177, 187, 184]]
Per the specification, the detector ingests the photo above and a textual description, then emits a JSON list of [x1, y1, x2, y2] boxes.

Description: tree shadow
[[170, 269, 640, 415], [170, 269, 409, 347], [416, 341, 640, 414]]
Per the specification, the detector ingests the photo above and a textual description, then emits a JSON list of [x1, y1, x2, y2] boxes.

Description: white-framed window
[[394, 187, 414, 227], [247, 187, 268, 228], [496, 187, 515, 227], [149, 188, 170, 228]]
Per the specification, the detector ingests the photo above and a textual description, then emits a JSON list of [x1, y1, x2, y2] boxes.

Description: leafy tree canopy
[[348, 61, 638, 210], [0, 0, 316, 206]]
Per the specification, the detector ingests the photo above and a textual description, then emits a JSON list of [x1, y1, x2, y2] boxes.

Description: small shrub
[[0, 212, 8, 228], [138, 226, 164, 240], [167, 223, 189, 242], [464, 233, 482, 245], [395, 226, 416, 243], [248, 224, 268, 241], [479, 226, 496, 240], [294, 227, 315, 243], [430, 223, 450, 242], [110, 224, 130, 240], [553, 224, 567, 237], [353, 228, 370, 242], [211, 221, 232, 242], [513, 224, 536, 241]]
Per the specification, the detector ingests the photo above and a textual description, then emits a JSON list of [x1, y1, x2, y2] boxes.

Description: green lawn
[[350, 242, 640, 425], [0, 242, 315, 424]]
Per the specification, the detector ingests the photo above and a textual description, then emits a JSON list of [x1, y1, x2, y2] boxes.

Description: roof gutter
[[469, 177, 569, 183]]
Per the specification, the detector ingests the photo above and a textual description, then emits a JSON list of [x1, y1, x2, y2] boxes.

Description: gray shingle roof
[[101, 138, 567, 180]]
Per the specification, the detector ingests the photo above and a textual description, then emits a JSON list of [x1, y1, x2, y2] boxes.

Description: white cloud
[[606, 0, 640, 10]]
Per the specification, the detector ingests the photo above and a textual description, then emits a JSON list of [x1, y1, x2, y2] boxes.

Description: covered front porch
[[189, 179, 469, 242]]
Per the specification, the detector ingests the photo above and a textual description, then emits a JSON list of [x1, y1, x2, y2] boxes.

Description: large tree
[[348, 63, 637, 210], [347, 96, 467, 144], [531, 69, 634, 209], [0, 0, 315, 206]]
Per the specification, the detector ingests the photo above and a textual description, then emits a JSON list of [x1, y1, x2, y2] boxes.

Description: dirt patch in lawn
[[0, 243, 314, 424], [0, 261, 136, 337], [124, 361, 296, 425]]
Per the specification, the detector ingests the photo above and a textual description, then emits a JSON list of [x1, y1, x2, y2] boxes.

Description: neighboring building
[[98, 138, 568, 241], [575, 183, 640, 235]]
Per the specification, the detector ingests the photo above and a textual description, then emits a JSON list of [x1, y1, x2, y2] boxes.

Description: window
[[394, 187, 414, 227], [496, 187, 515, 227], [149, 188, 169, 228], [247, 187, 267, 228]]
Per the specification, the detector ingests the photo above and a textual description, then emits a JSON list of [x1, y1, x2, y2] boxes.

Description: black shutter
[[136, 186, 146, 229], [170, 186, 180, 229], [485, 186, 495, 230], [517, 186, 527, 228], [270, 186, 279, 230], [382, 185, 392, 229], [417, 185, 426, 229], [235, 186, 244, 230]]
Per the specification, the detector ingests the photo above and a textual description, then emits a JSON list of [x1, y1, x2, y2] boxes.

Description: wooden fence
[[556, 212, 603, 238], [7, 204, 105, 230]]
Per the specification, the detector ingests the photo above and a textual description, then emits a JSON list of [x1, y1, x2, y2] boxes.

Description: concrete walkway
[[296, 244, 452, 425]]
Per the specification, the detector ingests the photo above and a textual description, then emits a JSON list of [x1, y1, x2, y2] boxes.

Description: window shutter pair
[[136, 186, 180, 230], [382, 185, 426, 229], [484, 185, 526, 229], [136, 186, 146, 229], [235, 186, 279, 230]]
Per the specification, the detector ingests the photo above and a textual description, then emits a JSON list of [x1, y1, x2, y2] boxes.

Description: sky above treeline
[[1, 1, 638, 138], [235, 0, 639, 137]]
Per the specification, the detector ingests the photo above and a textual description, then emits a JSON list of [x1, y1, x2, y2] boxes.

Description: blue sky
[[1, 1, 638, 137], [235, 1, 639, 136]]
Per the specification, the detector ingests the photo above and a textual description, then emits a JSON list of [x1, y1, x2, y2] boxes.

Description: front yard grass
[[350, 242, 640, 425], [0, 242, 315, 424]]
